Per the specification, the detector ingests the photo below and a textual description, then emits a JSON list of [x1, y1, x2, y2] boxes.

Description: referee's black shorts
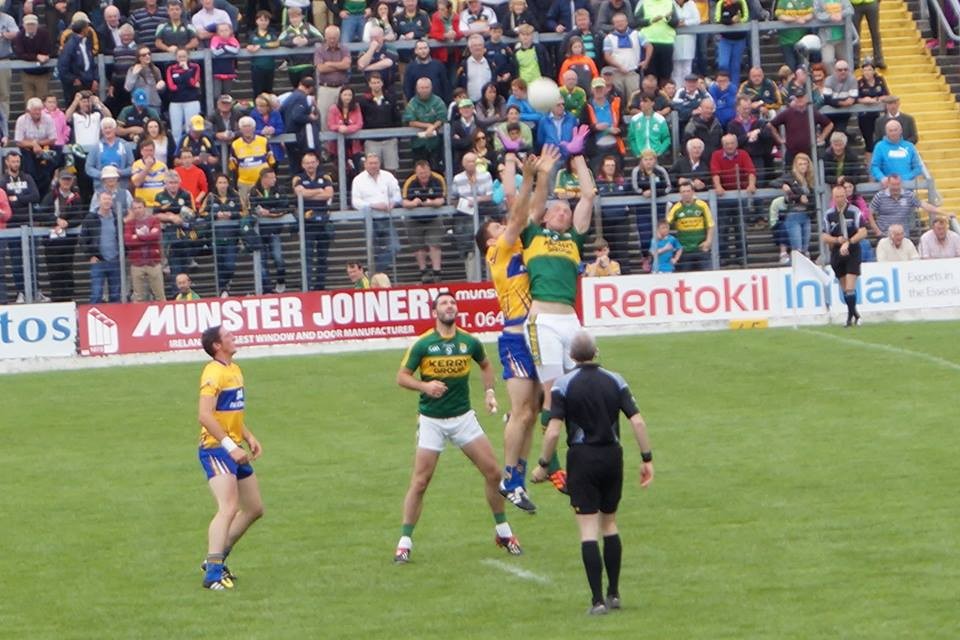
[[567, 444, 624, 515], [831, 242, 862, 277]]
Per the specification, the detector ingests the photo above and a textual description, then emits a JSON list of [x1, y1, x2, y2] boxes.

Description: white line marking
[[481, 559, 552, 584], [798, 328, 960, 372]]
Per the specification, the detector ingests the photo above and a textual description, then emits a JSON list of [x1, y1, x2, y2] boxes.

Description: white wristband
[[220, 436, 239, 453]]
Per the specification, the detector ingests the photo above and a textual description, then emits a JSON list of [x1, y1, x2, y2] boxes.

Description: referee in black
[[822, 183, 868, 327], [531, 331, 654, 615]]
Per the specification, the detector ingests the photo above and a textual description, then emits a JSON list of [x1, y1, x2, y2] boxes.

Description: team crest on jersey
[[428, 344, 441, 354], [459, 343, 468, 354], [443, 344, 454, 355]]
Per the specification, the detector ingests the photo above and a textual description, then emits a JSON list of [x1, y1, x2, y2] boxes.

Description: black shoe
[[419, 269, 432, 284], [499, 482, 537, 513], [431, 269, 442, 282]]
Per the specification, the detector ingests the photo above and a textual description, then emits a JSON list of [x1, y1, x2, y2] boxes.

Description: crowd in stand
[[0, 0, 958, 306]]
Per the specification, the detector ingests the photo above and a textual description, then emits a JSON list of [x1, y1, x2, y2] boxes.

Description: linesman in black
[[531, 331, 654, 615], [822, 183, 868, 327]]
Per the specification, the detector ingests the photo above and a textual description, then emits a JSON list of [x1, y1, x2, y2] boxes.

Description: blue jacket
[[58, 33, 96, 86], [708, 83, 738, 127], [281, 89, 313, 133], [870, 137, 922, 182], [506, 96, 542, 126], [535, 111, 579, 154], [545, 0, 592, 32], [253, 109, 286, 161], [85, 138, 136, 191]]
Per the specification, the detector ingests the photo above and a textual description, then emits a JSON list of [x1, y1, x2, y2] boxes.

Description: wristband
[[641, 451, 653, 463], [221, 436, 239, 453], [538, 458, 551, 469]]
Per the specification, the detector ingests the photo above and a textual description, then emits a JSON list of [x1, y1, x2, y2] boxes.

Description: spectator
[[252, 93, 285, 165], [603, 12, 650, 101], [0, 150, 40, 303], [192, 0, 232, 43], [90, 166, 134, 220], [559, 39, 599, 98], [293, 151, 336, 290], [627, 93, 669, 158], [822, 59, 857, 132], [856, 60, 888, 164], [370, 272, 392, 288], [672, 73, 707, 130], [58, 13, 98, 106], [248, 166, 290, 293], [597, 0, 636, 34], [772, 152, 816, 256], [65, 91, 111, 201], [165, 47, 202, 143], [808, 63, 827, 108], [176, 115, 218, 182], [493, 106, 534, 155], [459, 0, 498, 35], [500, 0, 538, 37], [584, 78, 625, 160], [402, 159, 447, 282], [708, 70, 737, 126], [665, 179, 714, 271], [13, 14, 53, 103], [201, 173, 243, 296], [554, 155, 588, 199], [314, 25, 350, 129], [175, 272, 200, 299], [452, 98, 481, 170], [739, 66, 783, 117], [56, 11, 101, 54], [635, 0, 678, 83], [653, 219, 683, 272], [683, 97, 723, 160], [131, 0, 168, 48], [514, 24, 554, 84], [404, 78, 447, 166], [852, 0, 884, 69], [815, 0, 851, 68], [124, 47, 165, 111], [430, 0, 463, 66], [394, 0, 431, 45], [876, 223, 919, 261], [80, 191, 122, 303], [280, 75, 317, 172], [230, 116, 276, 201], [775, 0, 814, 73], [209, 23, 241, 97], [871, 120, 922, 185], [457, 34, 500, 103], [155, 0, 198, 53], [451, 151, 494, 272], [821, 183, 868, 326], [325, 87, 364, 176], [670, 137, 710, 191], [210, 94, 243, 148], [358, 73, 403, 174], [346, 261, 371, 288], [868, 174, 952, 237], [339, 0, 369, 43], [562, 9, 603, 70], [672, 0, 699, 87], [545, 0, 590, 33], [404, 39, 449, 103], [476, 81, 507, 131], [106, 25, 138, 116], [279, 6, 322, 87], [506, 78, 543, 126], [769, 91, 833, 166], [626, 73, 670, 117], [42, 97, 70, 150], [365, 3, 399, 42], [352, 152, 402, 274], [357, 26, 399, 89], [174, 146, 208, 205], [153, 170, 198, 293], [631, 149, 670, 254], [584, 238, 622, 276], [726, 95, 775, 186], [874, 95, 917, 145], [247, 11, 280, 97], [714, 0, 749, 87], [822, 131, 865, 186], [117, 88, 161, 141], [594, 155, 632, 270], [143, 118, 175, 168], [535, 99, 579, 154], [131, 139, 168, 207], [124, 197, 165, 301], [40, 171, 83, 302], [14, 98, 59, 199]]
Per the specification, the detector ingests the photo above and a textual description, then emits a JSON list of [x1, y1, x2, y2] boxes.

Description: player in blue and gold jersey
[[197, 325, 264, 590], [475, 147, 561, 513]]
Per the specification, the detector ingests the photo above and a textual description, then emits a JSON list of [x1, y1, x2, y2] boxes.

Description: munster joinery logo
[[86, 307, 120, 354]]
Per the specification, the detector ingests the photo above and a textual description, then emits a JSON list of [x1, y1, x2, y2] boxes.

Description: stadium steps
[[866, 0, 960, 213]]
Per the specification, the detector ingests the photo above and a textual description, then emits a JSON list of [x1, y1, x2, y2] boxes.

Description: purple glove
[[496, 129, 521, 152], [560, 124, 591, 156]]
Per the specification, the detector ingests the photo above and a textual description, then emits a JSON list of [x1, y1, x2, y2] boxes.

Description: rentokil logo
[[784, 268, 902, 309]]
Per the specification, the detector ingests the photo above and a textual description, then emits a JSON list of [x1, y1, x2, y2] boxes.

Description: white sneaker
[[15, 292, 25, 303], [778, 254, 790, 265], [220, 290, 230, 298], [35, 291, 51, 302], [274, 283, 286, 294]]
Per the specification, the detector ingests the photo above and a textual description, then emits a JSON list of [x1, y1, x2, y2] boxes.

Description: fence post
[[470, 182, 481, 282], [750, 20, 761, 69], [337, 135, 348, 212], [211, 214, 221, 296], [709, 191, 720, 269], [97, 55, 108, 103], [443, 123, 453, 192], [20, 226, 34, 304], [204, 49, 215, 116], [648, 180, 659, 273], [364, 208, 375, 277], [669, 111, 680, 165], [116, 207, 127, 302], [298, 194, 308, 291], [734, 164, 748, 267], [253, 249, 263, 295]]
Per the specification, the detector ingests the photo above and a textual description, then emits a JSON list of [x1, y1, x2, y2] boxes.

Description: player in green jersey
[[393, 292, 523, 563]]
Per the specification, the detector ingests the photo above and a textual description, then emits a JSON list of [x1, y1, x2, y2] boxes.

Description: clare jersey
[[487, 235, 531, 328], [401, 328, 486, 419], [666, 199, 713, 251], [229, 135, 275, 188], [132, 160, 168, 207], [199, 360, 245, 449], [520, 221, 585, 307]]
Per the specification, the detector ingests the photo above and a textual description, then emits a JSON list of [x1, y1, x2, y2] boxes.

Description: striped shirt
[[131, 6, 169, 48], [869, 189, 921, 234]]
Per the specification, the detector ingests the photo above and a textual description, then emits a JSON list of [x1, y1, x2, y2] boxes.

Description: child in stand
[[654, 220, 682, 273], [210, 23, 241, 97]]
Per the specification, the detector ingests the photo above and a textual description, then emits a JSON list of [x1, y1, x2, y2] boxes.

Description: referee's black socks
[[603, 534, 622, 598], [844, 290, 858, 322], [581, 540, 604, 606]]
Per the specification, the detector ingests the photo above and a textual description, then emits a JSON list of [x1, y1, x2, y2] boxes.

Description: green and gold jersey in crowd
[[666, 198, 714, 251], [520, 221, 585, 307], [401, 328, 486, 419]]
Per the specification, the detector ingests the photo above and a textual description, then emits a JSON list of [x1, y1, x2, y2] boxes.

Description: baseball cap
[[457, 98, 474, 108], [190, 114, 206, 132], [101, 166, 120, 179], [590, 77, 606, 89], [132, 88, 148, 106], [218, 94, 234, 104], [601, 66, 616, 76], [23, 14, 39, 24], [684, 73, 699, 82], [71, 11, 90, 25], [58, 170, 76, 180]]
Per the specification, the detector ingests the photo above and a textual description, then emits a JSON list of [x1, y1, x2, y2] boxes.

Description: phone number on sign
[[456, 311, 504, 330]]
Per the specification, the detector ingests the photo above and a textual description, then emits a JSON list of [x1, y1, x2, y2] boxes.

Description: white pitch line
[[798, 328, 960, 372], [481, 559, 552, 585]]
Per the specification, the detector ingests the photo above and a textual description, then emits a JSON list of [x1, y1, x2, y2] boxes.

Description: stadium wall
[[2, 259, 959, 374]]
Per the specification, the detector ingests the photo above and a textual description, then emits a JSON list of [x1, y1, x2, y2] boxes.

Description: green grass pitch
[[1, 322, 958, 639]]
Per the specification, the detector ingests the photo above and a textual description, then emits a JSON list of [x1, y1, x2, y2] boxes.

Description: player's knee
[[410, 472, 433, 495], [248, 502, 265, 521], [218, 502, 240, 519]]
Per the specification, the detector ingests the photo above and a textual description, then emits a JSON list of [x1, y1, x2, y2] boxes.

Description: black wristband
[[641, 451, 653, 463]]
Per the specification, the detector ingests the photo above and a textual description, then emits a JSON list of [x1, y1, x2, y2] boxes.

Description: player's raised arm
[[571, 154, 596, 235], [502, 155, 538, 246], [529, 145, 562, 226]]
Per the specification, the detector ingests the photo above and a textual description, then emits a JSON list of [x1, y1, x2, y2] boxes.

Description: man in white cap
[[13, 14, 53, 103], [91, 165, 134, 221]]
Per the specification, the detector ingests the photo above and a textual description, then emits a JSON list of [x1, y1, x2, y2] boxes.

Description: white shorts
[[524, 312, 582, 382], [417, 410, 485, 452]]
